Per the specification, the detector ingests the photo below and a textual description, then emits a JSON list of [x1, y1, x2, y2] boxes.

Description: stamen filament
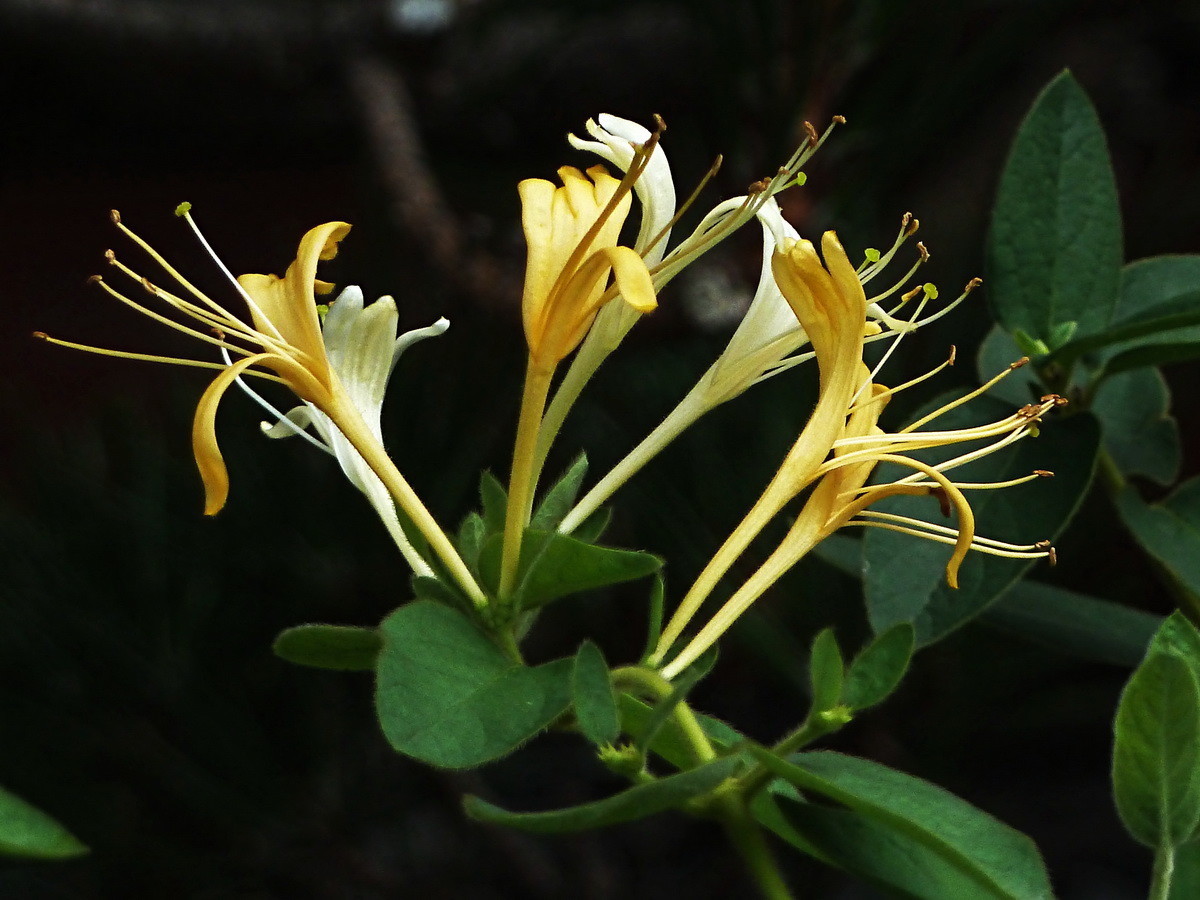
[[853, 509, 1047, 550], [902, 359, 1030, 433], [849, 347, 955, 413], [865, 246, 929, 306], [843, 520, 1052, 559], [33, 332, 285, 380]]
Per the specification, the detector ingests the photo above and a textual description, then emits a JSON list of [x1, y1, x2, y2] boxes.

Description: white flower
[[253, 286, 448, 574]]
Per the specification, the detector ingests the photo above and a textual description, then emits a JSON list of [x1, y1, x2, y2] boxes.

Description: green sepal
[[374, 600, 573, 768], [0, 786, 89, 860], [640, 575, 666, 664], [750, 748, 1054, 899], [463, 756, 741, 834], [572, 641, 619, 746], [272, 624, 381, 671], [633, 648, 718, 765], [457, 512, 487, 570], [617, 693, 742, 771]]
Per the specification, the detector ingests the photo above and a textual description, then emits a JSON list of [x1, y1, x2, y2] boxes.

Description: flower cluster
[[38, 113, 1058, 679]]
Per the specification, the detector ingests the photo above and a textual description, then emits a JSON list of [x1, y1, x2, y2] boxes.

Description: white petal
[[568, 114, 676, 266], [391, 315, 450, 371]]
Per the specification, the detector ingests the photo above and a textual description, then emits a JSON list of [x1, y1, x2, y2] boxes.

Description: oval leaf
[[1112, 650, 1200, 847], [272, 624, 381, 671], [987, 71, 1122, 345], [808, 628, 844, 714], [1116, 479, 1200, 600], [752, 749, 1053, 899], [374, 601, 572, 768], [0, 786, 88, 860], [843, 623, 915, 711], [572, 641, 619, 746]]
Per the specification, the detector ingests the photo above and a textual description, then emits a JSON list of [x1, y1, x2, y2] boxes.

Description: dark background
[[3, 1, 1199, 897]]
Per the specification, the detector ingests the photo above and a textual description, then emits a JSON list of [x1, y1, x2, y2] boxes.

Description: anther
[[948, 345, 957, 365], [905, 216, 920, 237], [141, 277, 158, 296], [930, 486, 952, 518], [803, 121, 819, 145], [832, 114, 846, 125], [1017, 404, 1040, 418], [917, 242, 930, 262], [32, 331, 48, 340], [748, 178, 771, 194], [104, 249, 116, 263], [901, 211, 913, 229], [87, 274, 103, 285], [109, 209, 121, 225], [652, 113, 667, 134], [1047, 546, 1057, 566], [901, 285, 923, 302], [1034, 469, 1054, 478], [1009, 357, 1030, 369], [965, 277, 983, 292], [1041, 393, 1068, 408]]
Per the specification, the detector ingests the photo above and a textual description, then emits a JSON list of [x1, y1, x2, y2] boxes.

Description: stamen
[[217, 345, 335, 456], [640, 154, 723, 262], [850, 293, 931, 404], [848, 346, 955, 413], [902, 358, 1031, 433], [899, 277, 981, 330], [843, 520, 1054, 560], [33, 331, 284, 380], [855, 510, 1050, 552], [90, 275, 256, 358], [859, 212, 917, 285]]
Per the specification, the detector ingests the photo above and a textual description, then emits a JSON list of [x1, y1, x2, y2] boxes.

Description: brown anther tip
[[966, 277, 983, 292], [87, 274, 103, 285], [1047, 546, 1058, 566], [906, 217, 921, 237], [211, 327, 226, 340], [901, 285, 923, 302], [930, 486, 952, 518], [1034, 469, 1055, 478], [104, 249, 116, 262], [32, 331, 48, 340], [803, 121, 820, 144], [917, 241, 930, 261], [141, 277, 158, 295], [1034, 540, 1051, 549], [1010, 357, 1030, 369], [748, 178, 771, 194], [901, 211, 913, 227], [948, 345, 958, 365], [832, 114, 846, 125], [109, 209, 121, 224], [652, 113, 667, 133]]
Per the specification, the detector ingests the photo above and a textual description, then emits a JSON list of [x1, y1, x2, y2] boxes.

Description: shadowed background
[[3, 0, 1199, 896]]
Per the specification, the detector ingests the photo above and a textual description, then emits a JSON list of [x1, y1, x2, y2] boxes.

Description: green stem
[[611, 666, 716, 765], [1149, 842, 1175, 900], [500, 360, 555, 598], [721, 802, 796, 900]]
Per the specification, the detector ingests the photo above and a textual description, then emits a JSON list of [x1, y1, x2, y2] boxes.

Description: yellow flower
[[650, 232, 1059, 678], [518, 164, 657, 370]]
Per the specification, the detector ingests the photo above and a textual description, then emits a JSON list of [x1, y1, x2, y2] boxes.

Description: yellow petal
[[192, 353, 274, 515], [237, 221, 351, 378]]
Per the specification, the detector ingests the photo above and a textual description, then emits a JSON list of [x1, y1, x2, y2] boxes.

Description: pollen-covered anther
[[832, 114, 847, 125], [1042, 393, 1069, 408], [948, 345, 958, 365], [1017, 403, 1042, 419], [104, 249, 117, 264], [803, 121, 820, 145], [109, 209, 121, 225], [1010, 356, 1030, 370], [652, 113, 667, 133], [87, 274, 103, 285], [917, 242, 930, 262], [32, 331, 48, 340], [900, 284, 923, 303], [1034, 469, 1054, 478], [1048, 546, 1058, 566], [904, 215, 920, 237], [965, 277, 983, 293]]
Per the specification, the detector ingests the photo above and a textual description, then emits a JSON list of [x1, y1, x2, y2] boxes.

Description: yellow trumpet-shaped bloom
[[518, 164, 657, 370]]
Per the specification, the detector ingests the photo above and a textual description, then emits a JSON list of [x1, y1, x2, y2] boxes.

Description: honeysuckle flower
[[243, 285, 449, 576], [650, 232, 1059, 677], [38, 207, 487, 607], [518, 163, 658, 371]]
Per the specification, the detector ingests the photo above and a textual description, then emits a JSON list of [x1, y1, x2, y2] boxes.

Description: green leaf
[[752, 749, 1053, 899], [987, 71, 1122, 345], [1112, 649, 1200, 847], [0, 786, 88, 860], [982, 581, 1161, 667], [1116, 479, 1200, 599], [479, 471, 508, 535], [976, 326, 1044, 405], [411, 573, 473, 613], [864, 394, 1100, 646], [272, 624, 382, 671], [843, 623, 915, 711], [759, 790, 1028, 899], [457, 512, 487, 569], [1100, 256, 1200, 371], [1154, 613, 1200, 688], [808, 629, 844, 714], [572, 641, 619, 746], [616, 694, 742, 771], [1049, 296, 1200, 370], [1170, 839, 1200, 899], [463, 756, 741, 833], [641, 575, 666, 663], [1092, 367, 1181, 486], [483, 529, 662, 612], [530, 454, 588, 531], [374, 601, 573, 768], [571, 506, 612, 543]]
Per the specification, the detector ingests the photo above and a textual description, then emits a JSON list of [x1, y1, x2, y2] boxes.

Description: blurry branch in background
[[346, 53, 518, 310]]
